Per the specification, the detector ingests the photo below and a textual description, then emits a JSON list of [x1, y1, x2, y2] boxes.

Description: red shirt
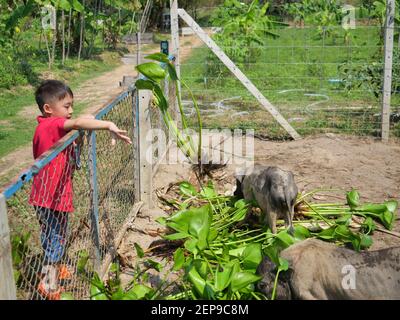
[[29, 116, 75, 213]]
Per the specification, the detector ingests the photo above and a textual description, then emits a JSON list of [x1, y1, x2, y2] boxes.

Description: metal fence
[[0, 87, 143, 300], [176, 6, 400, 140]]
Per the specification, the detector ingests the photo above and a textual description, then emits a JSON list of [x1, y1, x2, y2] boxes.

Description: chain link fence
[[2, 87, 140, 300], [178, 6, 400, 140]]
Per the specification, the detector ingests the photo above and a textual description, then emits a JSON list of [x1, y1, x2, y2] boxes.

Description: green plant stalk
[[230, 228, 264, 237], [303, 200, 334, 226], [173, 80, 199, 164], [271, 268, 283, 300], [165, 290, 193, 300], [210, 232, 274, 247], [163, 110, 192, 156], [182, 80, 203, 165]]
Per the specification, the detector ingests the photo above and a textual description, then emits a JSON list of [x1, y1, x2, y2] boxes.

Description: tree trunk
[[62, 10, 65, 65], [78, 1, 85, 61], [51, 26, 57, 66], [87, 0, 99, 58], [44, 31, 52, 69], [66, 9, 72, 60], [50, 9, 57, 67]]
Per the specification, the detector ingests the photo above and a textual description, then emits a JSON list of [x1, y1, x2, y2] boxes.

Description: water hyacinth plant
[[156, 183, 398, 300], [73, 182, 397, 300], [135, 53, 203, 168]]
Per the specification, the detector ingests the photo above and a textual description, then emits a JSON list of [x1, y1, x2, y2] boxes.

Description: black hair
[[35, 80, 74, 114]]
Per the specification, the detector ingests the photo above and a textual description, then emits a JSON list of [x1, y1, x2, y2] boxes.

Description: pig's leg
[[259, 200, 278, 234]]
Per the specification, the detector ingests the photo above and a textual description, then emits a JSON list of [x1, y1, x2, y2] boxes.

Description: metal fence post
[[382, 0, 395, 141], [0, 193, 17, 300], [88, 132, 101, 272], [138, 90, 153, 208]]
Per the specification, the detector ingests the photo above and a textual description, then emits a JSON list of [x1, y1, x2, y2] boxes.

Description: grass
[[0, 50, 122, 158], [180, 24, 400, 138]]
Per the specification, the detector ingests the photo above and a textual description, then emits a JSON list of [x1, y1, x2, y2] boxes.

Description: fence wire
[[3, 88, 138, 300], [178, 10, 400, 139]]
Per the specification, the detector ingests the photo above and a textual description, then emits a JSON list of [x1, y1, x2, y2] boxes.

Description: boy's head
[[35, 80, 74, 118]]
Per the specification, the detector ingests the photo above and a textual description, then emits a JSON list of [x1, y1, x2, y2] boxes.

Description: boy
[[29, 80, 131, 299]]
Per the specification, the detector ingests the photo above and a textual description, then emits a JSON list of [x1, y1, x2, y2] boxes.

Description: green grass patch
[[0, 50, 121, 158], [181, 25, 400, 138]]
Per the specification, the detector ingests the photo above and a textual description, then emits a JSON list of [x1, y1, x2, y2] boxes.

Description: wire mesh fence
[[2, 87, 139, 300], [177, 5, 400, 140]]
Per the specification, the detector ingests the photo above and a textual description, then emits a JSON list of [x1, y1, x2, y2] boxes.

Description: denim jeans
[[35, 206, 69, 264]]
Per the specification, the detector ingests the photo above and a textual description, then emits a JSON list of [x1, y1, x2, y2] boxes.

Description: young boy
[[29, 80, 131, 300]]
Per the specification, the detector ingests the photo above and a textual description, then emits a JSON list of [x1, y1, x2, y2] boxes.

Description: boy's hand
[[108, 123, 132, 145]]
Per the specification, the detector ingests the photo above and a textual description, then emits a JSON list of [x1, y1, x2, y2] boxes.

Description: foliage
[[283, 0, 355, 44], [11, 232, 31, 285], [369, 0, 400, 28], [89, 262, 159, 300], [135, 53, 203, 166], [205, 0, 284, 83], [0, 0, 139, 79], [156, 184, 398, 300], [338, 48, 400, 98]]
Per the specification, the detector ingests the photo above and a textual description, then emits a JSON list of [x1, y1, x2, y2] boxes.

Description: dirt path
[[0, 34, 205, 188]]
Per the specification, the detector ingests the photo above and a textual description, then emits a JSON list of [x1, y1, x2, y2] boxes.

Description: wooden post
[[177, 9, 301, 141], [381, 0, 395, 142], [138, 90, 153, 208], [170, 0, 181, 124], [133, 90, 141, 203], [136, 31, 141, 66], [0, 194, 17, 300]]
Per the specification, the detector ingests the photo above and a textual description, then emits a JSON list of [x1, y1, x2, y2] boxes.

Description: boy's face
[[43, 94, 73, 119]]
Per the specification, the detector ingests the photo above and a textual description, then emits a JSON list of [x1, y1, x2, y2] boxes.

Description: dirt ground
[[119, 134, 400, 281]]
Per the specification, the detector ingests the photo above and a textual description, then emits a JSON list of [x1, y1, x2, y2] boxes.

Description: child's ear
[[43, 104, 52, 115]]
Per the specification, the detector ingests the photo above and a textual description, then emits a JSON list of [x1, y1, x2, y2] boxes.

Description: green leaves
[[125, 284, 153, 300], [241, 243, 262, 271], [173, 248, 185, 271], [134, 243, 144, 258], [179, 181, 198, 197], [145, 52, 170, 64], [346, 189, 360, 209], [231, 272, 261, 292], [215, 263, 234, 291], [352, 198, 398, 230], [167, 205, 212, 251], [135, 62, 166, 82], [135, 79, 154, 90], [315, 224, 373, 251]]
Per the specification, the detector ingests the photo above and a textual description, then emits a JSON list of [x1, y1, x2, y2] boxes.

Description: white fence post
[[138, 90, 153, 208], [0, 194, 17, 300], [382, 0, 395, 142]]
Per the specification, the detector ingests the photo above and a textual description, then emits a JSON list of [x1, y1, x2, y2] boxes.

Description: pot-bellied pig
[[256, 238, 400, 300], [234, 165, 298, 234]]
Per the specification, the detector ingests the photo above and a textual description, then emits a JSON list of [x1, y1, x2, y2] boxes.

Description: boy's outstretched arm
[[64, 117, 132, 145]]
